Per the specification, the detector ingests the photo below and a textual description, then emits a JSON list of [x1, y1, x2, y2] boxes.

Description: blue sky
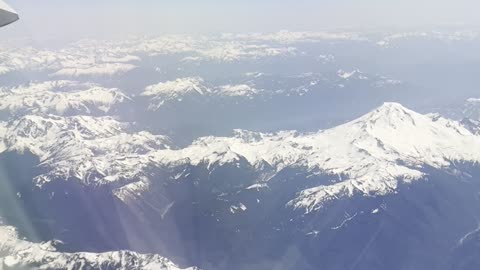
[[3, 0, 480, 40]]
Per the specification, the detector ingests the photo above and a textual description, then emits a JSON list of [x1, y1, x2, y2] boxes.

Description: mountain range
[[2, 29, 480, 270], [1, 102, 480, 269]]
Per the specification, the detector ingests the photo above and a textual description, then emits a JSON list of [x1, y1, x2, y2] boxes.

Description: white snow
[[246, 183, 269, 190], [337, 69, 368, 80], [217, 84, 259, 97], [456, 223, 480, 247], [331, 212, 358, 230], [2, 102, 480, 212], [224, 30, 367, 43], [0, 43, 140, 76], [377, 31, 478, 47], [143, 77, 208, 97], [0, 31, 477, 77], [0, 225, 197, 270], [51, 63, 137, 77], [0, 81, 129, 115], [199, 42, 297, 62], [0, 34, 304, 77], [0, 114, 172, 186], [467, 98, 480, 103], [142, 77, 209, 110], [230, 203, 247, 214], [288, 103, 480, 212]]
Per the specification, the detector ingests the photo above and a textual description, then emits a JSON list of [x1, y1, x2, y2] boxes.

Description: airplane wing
[[0, 0, 18, 28]]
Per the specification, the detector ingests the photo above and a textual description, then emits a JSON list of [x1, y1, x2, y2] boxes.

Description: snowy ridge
[[377, 30, 478, 47], [151, 103, 480, 212], [336, 69, 401, 87], [142, 77, 210, 110], [142, 72, 400, 109], [142, 77, 264, 109], [51, 62, 137, 77], [217, 84, 259, 97], [0, 45, 140, 77], [196, 42, 297, 62], [142, 77, 267, 110], [1, 31, 479, 76], [163, 102, 477, 171], [1, 114, 172, 186], [337, 69, 368, 80], [0, 35, 298, 76], [225, 30, 367, 43], [0, 80, 129, 115], [127, 35, 298, 61], [0, 225, 198, 270], [1, 103, 480, 211], [288, 103, 480, 212]]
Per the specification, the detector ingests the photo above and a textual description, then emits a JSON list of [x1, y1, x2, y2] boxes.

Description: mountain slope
[[1, 114, 172, 186], [0, 81, 129, 116], [0, 225, 198, 270]]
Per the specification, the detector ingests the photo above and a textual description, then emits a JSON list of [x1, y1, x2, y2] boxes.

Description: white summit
[[152, 102, 480, 212], [288, 102, 480, 212]]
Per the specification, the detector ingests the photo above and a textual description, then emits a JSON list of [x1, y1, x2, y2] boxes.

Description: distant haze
[[3, 0, 480, 40]]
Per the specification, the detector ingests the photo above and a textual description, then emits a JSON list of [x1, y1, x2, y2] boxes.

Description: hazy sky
[[3, 0, 480, 40]]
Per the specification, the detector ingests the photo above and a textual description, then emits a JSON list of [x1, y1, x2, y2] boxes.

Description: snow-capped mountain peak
[[290, 102, 480, 212], [2, 103, 480, 213], [350, 102, 475, 163]]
